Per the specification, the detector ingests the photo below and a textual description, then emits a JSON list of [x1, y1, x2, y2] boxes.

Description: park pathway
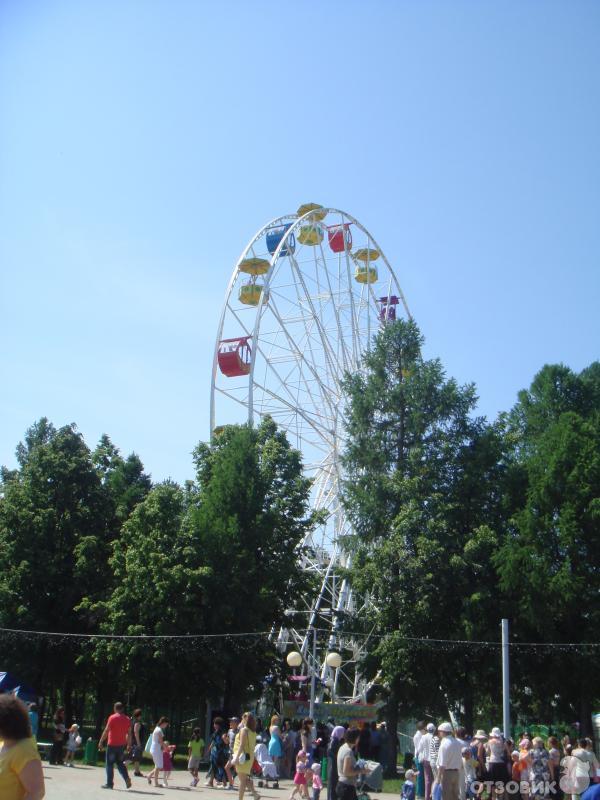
[[42, 764, 394, 800]]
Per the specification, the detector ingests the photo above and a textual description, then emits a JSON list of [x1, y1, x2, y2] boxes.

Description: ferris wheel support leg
[[309, 626, 317, 720]]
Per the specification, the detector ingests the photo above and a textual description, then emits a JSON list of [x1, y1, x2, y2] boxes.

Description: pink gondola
[[217, 337, 251, 377]]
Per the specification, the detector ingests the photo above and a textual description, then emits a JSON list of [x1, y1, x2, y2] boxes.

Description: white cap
[[426, 723, 436, 732], [438, 722, 453, 733]]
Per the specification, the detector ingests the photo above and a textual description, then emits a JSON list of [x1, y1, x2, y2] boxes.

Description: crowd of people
[[2, 692, 600, 800], [0, 693, 380, 800], [408, 721, 600, 800]]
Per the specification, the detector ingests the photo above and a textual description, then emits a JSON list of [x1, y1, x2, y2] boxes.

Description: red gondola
[[217, 337, 252, 377], [327, 222, 352, 253]]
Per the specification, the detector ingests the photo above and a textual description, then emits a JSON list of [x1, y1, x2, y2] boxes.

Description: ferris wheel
[[210, 203, 411, 700]]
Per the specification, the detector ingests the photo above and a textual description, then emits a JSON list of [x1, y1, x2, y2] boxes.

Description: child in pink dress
[[311, 763, 323, 800], [162, 742, 176, 787], [289, 750, 309, 800]]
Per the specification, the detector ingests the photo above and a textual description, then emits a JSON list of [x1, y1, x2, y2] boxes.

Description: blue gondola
[[266, 223, 296, 257]]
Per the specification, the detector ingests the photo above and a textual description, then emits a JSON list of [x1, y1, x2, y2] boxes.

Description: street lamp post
[[285, 609, 342, 718], [325, 651, 342, 702]]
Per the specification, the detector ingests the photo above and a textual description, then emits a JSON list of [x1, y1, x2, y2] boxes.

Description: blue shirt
[[402, 780, 416, 800], [581, 785, 600, 800], [28, 710, 39, 738]]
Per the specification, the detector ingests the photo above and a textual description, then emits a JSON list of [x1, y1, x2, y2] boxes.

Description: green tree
[[495, 363, 600, 729], [341, 320, 508, 761], [0, 420, 113, 718], [92, 418, 317, 712], [93, 434, 152, 523], [0, 420, 154, 724]]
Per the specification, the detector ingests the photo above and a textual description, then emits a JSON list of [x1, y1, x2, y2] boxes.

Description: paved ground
[[42, 765, 392, 800]]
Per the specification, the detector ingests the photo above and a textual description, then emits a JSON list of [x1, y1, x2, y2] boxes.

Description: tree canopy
[[0, 416, 316, 727], [340, 320, 600, 750]]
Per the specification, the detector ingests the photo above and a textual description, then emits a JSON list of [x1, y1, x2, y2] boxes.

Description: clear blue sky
[[1, 0, 598, 484]]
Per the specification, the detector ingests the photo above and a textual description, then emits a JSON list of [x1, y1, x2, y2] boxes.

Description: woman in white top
[[148, 717, 169, 788], [485, 728, 510, 799]]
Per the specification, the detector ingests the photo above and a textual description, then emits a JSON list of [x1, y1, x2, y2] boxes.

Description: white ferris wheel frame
[[210, 207, 411, 700]]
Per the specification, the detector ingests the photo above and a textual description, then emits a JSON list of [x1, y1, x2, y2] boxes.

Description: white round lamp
[[326, 652, 342, 669], [286, 651, 303, 668]]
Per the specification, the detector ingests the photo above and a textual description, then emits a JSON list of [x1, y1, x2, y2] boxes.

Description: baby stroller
[[356, 761, 383, 800], [253, 740, 280, 789]]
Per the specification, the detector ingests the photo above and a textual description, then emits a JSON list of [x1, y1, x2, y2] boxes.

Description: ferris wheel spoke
[[252, 380, 334, 446], [315, 239, 353, 371], [287, 250, 340, 391], [214, 385, 251, 410], [263, 294, 339, 420], [253, 355, 335, 443], [252, 336, 326, 425]]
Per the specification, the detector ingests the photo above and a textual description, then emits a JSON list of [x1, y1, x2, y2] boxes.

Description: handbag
[[145, 734, 153, 753]]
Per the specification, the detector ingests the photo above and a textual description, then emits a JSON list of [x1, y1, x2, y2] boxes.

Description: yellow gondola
[[239, 257, 270, 276], [298, 224, 324, 246], [297, 202, 328, 221], [355, 265, 378, 284], [239, 283, 263, 306], [353, 247, 381, 262]]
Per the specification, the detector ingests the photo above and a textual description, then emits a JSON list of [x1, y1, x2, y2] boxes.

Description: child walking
[[64, 724, 81, 767], [162, 741, 176, 787], [311, 763, 323, 800], [289, 750, 309, 800], [189, 728, 205, 787], [402, 769, 416, 800]]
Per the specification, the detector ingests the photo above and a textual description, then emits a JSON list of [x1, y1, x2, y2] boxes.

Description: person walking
[[98, 701, 132, 790], [131, 709, 146, 778], [282, 720, 296, 779], [49, 707, 65, 765], [232, 711, 261, 800], [64, 724, 81, 766], [269, 715, 284, 779], [418, 723, 436, 800], [455, 727, 470, 800], [336, 729, 368, 800], [414, 722, 426, 800], [358, 722, 371, 760], [327, 726, 346, 800], [189, 727, 205, 787], [571, 739, 597, 797], [0, 694, 46, 800], [430, 731, 441, 785], [147, 717, 169, 788], [379, 723, 390, 774], [436, 722, 463, 800], [528, 737, 552, 800], [27, 704, 39, 741], [547, 737, 562, 800], [301, 719, 315, 763], [486, 727, 511, 800], [206, 717, 227, 787], [224, 717, 239, 789]]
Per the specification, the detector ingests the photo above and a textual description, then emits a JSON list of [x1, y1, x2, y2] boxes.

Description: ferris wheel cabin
[[327, 222, 352, 253], [217, 337, 252, 377]]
